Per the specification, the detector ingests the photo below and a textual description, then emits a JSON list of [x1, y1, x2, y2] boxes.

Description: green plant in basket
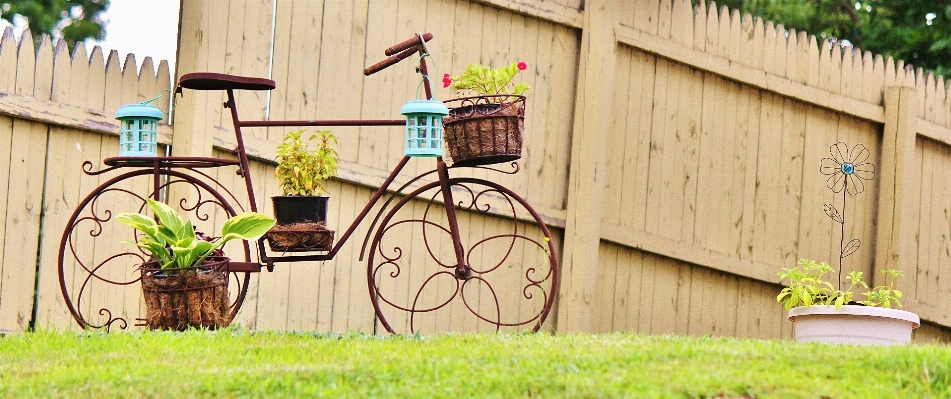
[[444, 61, 530, 98], [117, 199, 275, 269], [275, 129, 339, 196]]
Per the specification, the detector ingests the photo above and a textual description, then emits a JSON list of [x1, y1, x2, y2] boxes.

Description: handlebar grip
[[364, 46, 418, 76], [384, 33, 433, 56]]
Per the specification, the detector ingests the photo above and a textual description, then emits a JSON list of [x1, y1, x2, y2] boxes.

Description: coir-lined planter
[[443, 95, 525, 167], [788, 305, 920, 345], [268, 196, 335, 252], [140, 256, 230, 330]]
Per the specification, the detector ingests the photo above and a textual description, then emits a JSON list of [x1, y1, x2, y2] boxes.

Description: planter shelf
[[265, 223, 335, 252], [788, 305, 920, 345]]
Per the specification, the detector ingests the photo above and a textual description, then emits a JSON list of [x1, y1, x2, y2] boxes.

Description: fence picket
[[0, 31, 39, 332]]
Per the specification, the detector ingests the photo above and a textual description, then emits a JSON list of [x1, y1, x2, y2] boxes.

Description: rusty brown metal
[[225, 262, 262, 273], [225, 89, 259, 214], [366, 175, 558, 334], [437, 160, 468, 279], [364, 46, 418, 76], [365, 32, 433, 76], [238, 119, 404, 128], [58, 167, 252, 331], [178, 72, 276, 91], [385, 32, 433, 56]]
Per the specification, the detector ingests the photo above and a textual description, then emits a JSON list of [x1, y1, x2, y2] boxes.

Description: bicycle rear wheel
[[366, 177, 558, 334], [58, 168, 252, 331]]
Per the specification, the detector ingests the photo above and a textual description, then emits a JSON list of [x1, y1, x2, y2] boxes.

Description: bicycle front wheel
[[366, 177, 558, 334]]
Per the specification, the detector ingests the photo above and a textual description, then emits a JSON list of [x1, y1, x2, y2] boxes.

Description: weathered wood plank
[[543, 0, 619, 333], [0, 31, 41, 331], [470, 0, 583, 29], [601, 222, 775, 283], [614, 25, 885, 124], [876, 87, 920, 305], [0, 90, 173, 143]]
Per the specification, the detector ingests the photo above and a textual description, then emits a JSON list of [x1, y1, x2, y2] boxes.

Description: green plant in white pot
[[118, 198, 275, 330], [778, 142, 919, 345]]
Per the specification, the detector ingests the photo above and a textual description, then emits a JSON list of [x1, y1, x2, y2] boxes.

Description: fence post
[[875, 86, 916, 288], [169, 0, 214, 158], [556, 0, 620, 333]]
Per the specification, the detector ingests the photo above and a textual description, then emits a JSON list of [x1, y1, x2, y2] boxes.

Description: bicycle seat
[[177, 72, 275, 91]]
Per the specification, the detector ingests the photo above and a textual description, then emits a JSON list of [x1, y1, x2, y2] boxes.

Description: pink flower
[[517, 62, 527, 71], [442, 73, 452, 88]]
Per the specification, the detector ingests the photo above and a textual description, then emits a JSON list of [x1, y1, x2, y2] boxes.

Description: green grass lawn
[[1, 329, 950, 398]]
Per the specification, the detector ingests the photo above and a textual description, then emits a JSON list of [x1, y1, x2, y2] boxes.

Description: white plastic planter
[[788, 305, 920, 345]]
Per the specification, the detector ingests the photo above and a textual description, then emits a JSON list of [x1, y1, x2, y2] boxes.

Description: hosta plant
[[117, 199, 275, 269], [275, 129, 339, 196]]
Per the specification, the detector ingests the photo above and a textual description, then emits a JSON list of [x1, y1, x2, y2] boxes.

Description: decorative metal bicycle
[[57, 33, 558, 334]]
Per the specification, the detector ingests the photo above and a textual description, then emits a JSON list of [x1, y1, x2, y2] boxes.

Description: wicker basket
[[140, 257, 230, 330], [266, 222, 335, 252], [443, 95, 525, 167]]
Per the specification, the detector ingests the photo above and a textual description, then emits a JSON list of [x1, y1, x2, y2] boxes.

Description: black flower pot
[[272, 195, 330, 225]]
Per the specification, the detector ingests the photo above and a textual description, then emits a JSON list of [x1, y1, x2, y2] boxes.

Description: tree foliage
[[0, 0, 109, 49], [698, 0, 951, 78]]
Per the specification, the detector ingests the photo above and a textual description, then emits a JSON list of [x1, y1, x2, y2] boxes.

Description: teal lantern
[[401, 99, 448, 157], [116, 103, 163, 156]]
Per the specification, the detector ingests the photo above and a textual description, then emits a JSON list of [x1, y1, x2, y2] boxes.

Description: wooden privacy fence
[[0, 28, 172, 331], [4, 0, 951, 342]]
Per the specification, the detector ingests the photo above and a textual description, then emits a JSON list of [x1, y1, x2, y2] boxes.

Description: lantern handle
[[139, 89, 177, 117]]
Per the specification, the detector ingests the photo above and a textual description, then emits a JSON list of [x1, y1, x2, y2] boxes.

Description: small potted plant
[[778, 259, 919, 345], [442, 61, 530, 167], [778, 142, 919, 345], [117, 199, 275, 330], [268, 129, 339, 251]]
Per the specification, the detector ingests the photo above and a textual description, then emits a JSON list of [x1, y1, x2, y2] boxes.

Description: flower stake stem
[[820, 142, 874, 289]]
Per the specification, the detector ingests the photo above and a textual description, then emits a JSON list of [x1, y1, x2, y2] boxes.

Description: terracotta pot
[[787, 305, 920, 345]]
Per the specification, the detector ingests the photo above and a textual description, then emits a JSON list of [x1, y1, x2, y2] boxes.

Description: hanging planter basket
[[443, 95, 525, 167], [139, 257, 230, 330]]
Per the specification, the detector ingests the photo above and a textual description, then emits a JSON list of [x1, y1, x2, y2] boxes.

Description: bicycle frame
[[209, 34, 467, 274], [58, 32, 558, 334]]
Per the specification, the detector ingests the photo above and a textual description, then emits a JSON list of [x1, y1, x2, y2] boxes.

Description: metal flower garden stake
[[819, 142, 875, 288]]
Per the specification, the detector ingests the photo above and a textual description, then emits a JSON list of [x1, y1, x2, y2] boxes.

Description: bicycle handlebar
[[385, 32, 433, 56], [363, 46, 418, 76], [363, 33, 433, 76]]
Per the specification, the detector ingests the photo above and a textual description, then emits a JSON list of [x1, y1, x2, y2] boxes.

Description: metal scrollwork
[[59, 165, 251, 331], [368, 177, 558, 334]]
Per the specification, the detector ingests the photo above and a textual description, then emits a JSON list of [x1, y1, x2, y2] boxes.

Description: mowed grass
[[2, 329, 951, 398]]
